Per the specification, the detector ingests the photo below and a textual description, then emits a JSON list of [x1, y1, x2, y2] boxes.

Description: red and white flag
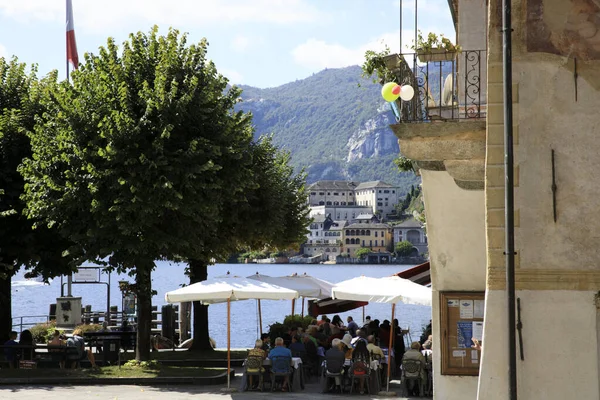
[[66, 0, 79, 69]]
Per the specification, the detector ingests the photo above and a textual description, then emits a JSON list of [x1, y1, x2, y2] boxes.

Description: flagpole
[[66, 0, 69, 83]]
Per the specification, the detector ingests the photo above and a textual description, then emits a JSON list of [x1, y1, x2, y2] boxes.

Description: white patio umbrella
[[248, 272, 333, 315], [165, 276, 298, 390], [331, 275, 432, 393]]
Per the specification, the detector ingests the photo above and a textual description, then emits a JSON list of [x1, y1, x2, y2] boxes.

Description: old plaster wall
[[421, 170, 486, 400], [478, 0, 600, 398]]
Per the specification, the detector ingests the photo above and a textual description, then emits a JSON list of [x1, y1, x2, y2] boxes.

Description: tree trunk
[[135, 264, 153, 361], [0, 275, 12, 343], [188, 259, 213, 351]]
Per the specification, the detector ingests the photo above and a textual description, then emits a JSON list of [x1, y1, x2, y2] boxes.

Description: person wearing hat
[[341, 333, 353, 360]]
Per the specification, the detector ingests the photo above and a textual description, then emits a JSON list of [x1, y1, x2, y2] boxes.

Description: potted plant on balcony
[[411, 31, 461, 62]]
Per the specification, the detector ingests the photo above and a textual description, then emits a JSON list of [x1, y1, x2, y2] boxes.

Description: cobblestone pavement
[[0, 381, 429, 400]]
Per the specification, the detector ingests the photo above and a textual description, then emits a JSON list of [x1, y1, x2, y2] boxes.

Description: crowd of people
[[3, 328, 97, 369], [247, 314, 435, 394]]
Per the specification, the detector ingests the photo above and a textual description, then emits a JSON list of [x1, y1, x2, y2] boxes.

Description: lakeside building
[[343, 221, 392, 258], [307, 180, 401, 221], [387, 0, 600, 398], [392, 217, 427, 256], [304, 214, 345, 261]]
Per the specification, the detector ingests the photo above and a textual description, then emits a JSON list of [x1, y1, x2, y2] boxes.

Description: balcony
[[384, 51, 486, 123], [386, 51, 487, 190]]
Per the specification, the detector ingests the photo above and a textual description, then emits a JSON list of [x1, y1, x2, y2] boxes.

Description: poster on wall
[[457, 321, 473, 348], [472, 321, 484, 341], [460, 300, 474, 319], [474, 299, 485, 318]]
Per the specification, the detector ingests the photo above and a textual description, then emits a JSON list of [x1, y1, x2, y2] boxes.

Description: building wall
[[420, 170, 486, 400], [308, 188, 355, 206], [344, 225, 392, 257], [309, 205, 372, 221], [355, 187, 400, 218], [479, 0, 600, 399]]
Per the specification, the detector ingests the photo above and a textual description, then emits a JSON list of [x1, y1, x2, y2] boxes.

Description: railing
[[383, 50, 486, 123]]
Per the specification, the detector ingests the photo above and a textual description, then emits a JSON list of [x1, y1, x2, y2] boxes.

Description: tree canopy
[[0, 58, 75, 342], [20, 27, 310, 357]]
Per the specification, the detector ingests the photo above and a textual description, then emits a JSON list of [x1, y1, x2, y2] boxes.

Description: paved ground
[[0, 381, 429, 399]]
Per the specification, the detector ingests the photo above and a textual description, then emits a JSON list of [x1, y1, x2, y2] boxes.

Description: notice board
[[440, 291, 485, 375]]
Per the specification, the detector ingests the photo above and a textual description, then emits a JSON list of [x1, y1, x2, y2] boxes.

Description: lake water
[[11, 262, 432, 348]]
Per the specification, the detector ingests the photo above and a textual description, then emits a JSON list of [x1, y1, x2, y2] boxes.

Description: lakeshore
[[12, 262, 432, 349]]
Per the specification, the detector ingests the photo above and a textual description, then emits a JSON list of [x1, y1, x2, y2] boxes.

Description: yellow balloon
[[381, 82, 400, 102]]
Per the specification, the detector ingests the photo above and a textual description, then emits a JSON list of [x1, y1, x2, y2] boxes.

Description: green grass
[[0, 365, 225, 379]]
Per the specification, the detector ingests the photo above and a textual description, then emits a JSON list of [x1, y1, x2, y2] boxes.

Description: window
[[315, 232, 318, 236], [310, 192, 316, 195], [342, 202, 347, 205], [381, 231, 384, 236], [362, 240, 365, 246], [378, 190, 382, 193], [326, 201, 332, 205], [333, 248, 337, 253], [346, 239, 350, 244], [319, 192, 324, 195], [366, 230, 371, 235], [375, 240, 378, 247], [327, 192, 331, 195], [392, 190, 395, 193], [334, 192, 338, 196], [370, 240, 372, 247], [375, 231, 378, 237], [384, 190, 389, 193], [337, 213, 340, 219], [378, 202, 383, 206], [319, 201, 325, 205], [382, 240, 385, 246]]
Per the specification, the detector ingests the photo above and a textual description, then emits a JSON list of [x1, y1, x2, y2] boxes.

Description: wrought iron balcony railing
[[383, 50, 487, 122]]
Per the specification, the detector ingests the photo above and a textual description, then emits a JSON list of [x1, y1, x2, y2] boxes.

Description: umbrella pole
[[227, 298, 231, 389], [387, 303, 396, 393], [362, 305, 365, 323], [291, 298, 295, 316], [258, 299, 263, 336], [301, 297, 305, 317]]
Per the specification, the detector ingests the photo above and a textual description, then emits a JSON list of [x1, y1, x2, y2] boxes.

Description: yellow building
[[343, 221, 392, 258]]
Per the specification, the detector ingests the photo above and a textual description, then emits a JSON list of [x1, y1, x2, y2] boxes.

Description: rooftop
[[308, 180, 359, 191], [394, 217, 424, 229], [354, 181, 394, 190]]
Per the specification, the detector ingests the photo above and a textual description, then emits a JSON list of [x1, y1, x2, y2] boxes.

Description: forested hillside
[[237, 65, 420, 195]]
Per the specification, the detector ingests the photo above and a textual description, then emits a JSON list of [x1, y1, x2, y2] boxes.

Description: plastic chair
[[322, 358, 346, 393], [349, 360, 371, 394], [425, 355, 433, 396], [402, 358, 424, 397], [244, 355, 265, 391], [270, 356, 293, 392]]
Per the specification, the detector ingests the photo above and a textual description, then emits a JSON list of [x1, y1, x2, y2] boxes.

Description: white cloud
[[0, 0, 323, 34], [0, 43, 6, 58], [291, 30, 419, 70], [219, 68, 243, 85], [231, 35, 251, 53]]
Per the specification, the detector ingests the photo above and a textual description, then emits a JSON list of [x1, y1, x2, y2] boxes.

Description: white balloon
[[399, 85, 415, 101]]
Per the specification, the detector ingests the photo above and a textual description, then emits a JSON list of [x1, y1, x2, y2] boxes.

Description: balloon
[[399, 85, 415, 101], [391, 85, 401, 95], [381, 82, 401, 102]]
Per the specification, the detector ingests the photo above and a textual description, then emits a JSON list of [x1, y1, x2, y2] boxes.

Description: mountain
[[236, 65, 420, 196]]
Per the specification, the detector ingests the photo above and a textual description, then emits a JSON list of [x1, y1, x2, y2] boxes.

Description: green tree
[[395, 241, 415, 257], [20, 27, 263, 360], [187, 135, 310, 351], [0, 58, 75, 342], [354, 247, 370, 259]]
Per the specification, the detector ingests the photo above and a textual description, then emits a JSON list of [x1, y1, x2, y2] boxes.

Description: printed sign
[[452, 350, 466, 357], [457, 321, 473, 348], [459, 300, 474, 319], [447, 299, 459, 307], [73, 268, 99, 282]]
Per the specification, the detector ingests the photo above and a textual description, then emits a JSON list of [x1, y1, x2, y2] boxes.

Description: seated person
[[260, 333, 271, 352], [268, 337, 292, 392], [288, 335, 305, 355], [403, 341, 427, 395], [317, 315, 328, 326], [3, 331, 18, 369], [324, 338, 346, 392], [48, 330, 66, 369], [421, 339, 433, 361], [351, 329, 368, 346], [351, 340, 371, 395], [366, 335, 385, 360], [303, 334, 320, 365], [18, 329, 35, 361], [327, 326, 344, 346], [67, 328, 97, 368], [247, 339, 266, 389], [341, 334, 353, 359]]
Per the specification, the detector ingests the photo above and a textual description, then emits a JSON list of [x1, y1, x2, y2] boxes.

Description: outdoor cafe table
[[240, 356, 304, 392]]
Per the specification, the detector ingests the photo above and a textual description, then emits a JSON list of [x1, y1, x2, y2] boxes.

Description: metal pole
[[502, 0, 517, 397], [258, 299, 263, 336], [107, 271, 111, 323], [386, 303, 396, 393], [227, 298, 231, 389], [399, 0, 402, 52]]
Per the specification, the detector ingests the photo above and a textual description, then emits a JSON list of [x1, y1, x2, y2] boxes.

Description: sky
[[0, 0, 454, 89]]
